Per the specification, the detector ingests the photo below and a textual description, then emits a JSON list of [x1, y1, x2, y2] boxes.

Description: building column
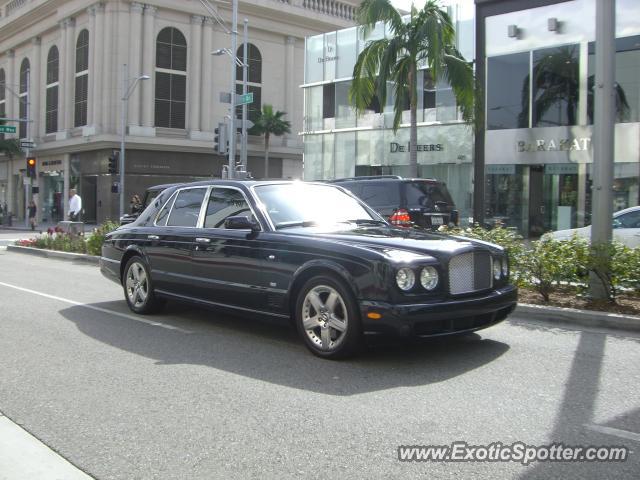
[[189, 15, 203, 138], [88, 3, 105, 132], [30, 38, 42, 139], [100, 3, 113, 131], [86, 6, 96, 128], [200, 17, 214, 134], [128, 2, 144, 128], [285, 35, 296, 146], [140, 4, 157, 134], [63, 17, 76, 135], [6, 50, 15, 132]]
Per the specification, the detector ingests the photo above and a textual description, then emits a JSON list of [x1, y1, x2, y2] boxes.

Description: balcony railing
[[5, 0, 28, 17], [302, 0, 356, 21]]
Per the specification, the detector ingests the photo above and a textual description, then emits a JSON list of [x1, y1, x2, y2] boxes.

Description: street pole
[[227, 0, 238, 178], [241, 19, 248, 170], [588, 0, 616, 300], [25, 68, 30, 228], [120, 63, 127, 219]]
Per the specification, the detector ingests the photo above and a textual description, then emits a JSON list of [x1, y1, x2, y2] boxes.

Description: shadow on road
[[58, 300, 510, 396]]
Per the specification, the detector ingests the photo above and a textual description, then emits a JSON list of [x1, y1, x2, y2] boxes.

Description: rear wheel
[[123, 256, 165, 314], [295, 275, 362, 359]]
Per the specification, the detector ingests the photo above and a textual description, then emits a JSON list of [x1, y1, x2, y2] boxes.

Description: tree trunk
[[409, 63, 418, 178], [264, 132, 270, 178]]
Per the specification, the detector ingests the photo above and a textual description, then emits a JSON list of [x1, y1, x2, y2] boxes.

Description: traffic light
[[214, 123, 228, 155], [26, 157, 36, 178], [108, 152, 119, 174]]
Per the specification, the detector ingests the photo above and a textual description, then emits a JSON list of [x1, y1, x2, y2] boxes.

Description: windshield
[[254, 183, 380, 228]]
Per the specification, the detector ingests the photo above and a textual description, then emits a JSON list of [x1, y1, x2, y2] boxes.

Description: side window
[[155, 192, 177, 226], [204, 188, 252, 228], [167, 188, 206, 227], [617, 211, 640, 228]]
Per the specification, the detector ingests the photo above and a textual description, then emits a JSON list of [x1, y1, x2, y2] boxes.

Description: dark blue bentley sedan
[[100, 180, 517, 358]]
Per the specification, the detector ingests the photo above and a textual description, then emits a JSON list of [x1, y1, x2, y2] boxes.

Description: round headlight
[[420, 266, 439, 290], [493, 258, 502, 280], [501, 258, 508, 277], [396, 268, 415, 291]]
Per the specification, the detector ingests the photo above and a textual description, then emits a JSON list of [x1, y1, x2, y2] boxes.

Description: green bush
[[86, 220, 120, 256]]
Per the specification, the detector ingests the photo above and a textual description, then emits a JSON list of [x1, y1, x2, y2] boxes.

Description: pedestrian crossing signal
[[108, 152, 119, 174]]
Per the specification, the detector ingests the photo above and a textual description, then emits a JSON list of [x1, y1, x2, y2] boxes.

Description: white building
[[0, 0, 358, 224]]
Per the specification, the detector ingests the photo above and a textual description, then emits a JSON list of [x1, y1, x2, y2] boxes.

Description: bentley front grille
[[448, 251, 492, 295]]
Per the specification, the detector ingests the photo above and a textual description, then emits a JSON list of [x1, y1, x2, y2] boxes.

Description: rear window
[[357, 183, 401, 208], [404, 182, 454, 208]]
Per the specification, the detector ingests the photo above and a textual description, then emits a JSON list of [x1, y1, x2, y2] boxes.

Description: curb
[[4, 244, 639, 333], [514, 303, 640, 333], [6, 245, 100, 265]]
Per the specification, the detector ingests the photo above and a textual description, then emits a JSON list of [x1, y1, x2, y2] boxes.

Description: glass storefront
[[483, 0, 640, 237]]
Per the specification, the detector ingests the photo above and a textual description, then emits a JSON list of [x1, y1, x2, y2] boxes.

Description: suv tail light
[[389, 208, 412, 226]]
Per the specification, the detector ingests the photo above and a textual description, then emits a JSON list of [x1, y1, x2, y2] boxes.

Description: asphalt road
[[0, 248, 638, 480]]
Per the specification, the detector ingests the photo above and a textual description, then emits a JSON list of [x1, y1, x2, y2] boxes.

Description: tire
[[295, 274, 363, 359], [122, 256, 165, 314]]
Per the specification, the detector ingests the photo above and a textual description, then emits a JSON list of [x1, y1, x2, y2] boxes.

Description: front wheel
[[123, 256, 165, 314], [295, 275, 363, 359]]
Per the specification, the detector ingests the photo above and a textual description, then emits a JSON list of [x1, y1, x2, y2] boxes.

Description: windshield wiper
[[275, 220, 320, 229], [346, 219, 388, 226]]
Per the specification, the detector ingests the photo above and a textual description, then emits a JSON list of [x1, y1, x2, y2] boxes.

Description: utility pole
[[227, 0, 239, 178], [241, 19, 248, 170], [588, 0, 616, 300]]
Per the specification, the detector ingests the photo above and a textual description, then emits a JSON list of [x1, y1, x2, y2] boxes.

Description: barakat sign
[[517, 137, 591, 152], [390, 142, 444, 153]]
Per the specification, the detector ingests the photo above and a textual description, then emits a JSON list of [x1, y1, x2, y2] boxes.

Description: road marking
[[585, 424, 640, 443], [0, 281, 193, 334], [0, 413, 94, 479]]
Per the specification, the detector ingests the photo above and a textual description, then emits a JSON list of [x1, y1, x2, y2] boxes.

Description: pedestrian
[[130, 194, 142, 214], [68, 188, 82, 222], [28, 200, 37, 231]]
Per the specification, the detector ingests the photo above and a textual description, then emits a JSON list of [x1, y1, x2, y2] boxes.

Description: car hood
[[283, 225, 502, 261]]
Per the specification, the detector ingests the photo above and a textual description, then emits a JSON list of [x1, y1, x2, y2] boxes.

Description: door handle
[[195, 237, 211, 244], [148, 235, 160, 240]]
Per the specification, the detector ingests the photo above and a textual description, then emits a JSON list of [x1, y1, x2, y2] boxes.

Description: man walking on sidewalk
[[68, 189, 82, 222]]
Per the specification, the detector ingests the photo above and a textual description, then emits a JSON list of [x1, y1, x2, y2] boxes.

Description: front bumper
[[360, 285, 517, 337]]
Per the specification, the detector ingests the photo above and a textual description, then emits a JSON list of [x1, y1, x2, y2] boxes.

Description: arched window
[[19, 58, 29, 138], [0, 69, 5, 135], [74, 29, 89, 127], [235, 44, 262, 125], [155, 27, 187, 129], [46, 46, 59, 133]]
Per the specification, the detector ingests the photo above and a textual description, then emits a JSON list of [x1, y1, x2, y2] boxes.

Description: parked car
[[545, 205, 640, 248], [329, 176, 459, 229], [119, 183, 182, 225], [100, 180, 516, 359]]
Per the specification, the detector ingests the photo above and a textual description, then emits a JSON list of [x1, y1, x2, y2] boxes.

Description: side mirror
[[225, 215, 260, 232]]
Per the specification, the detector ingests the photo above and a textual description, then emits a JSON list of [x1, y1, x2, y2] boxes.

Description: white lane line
[[0, 281, 193, 334], [585, 424, 640, 443]]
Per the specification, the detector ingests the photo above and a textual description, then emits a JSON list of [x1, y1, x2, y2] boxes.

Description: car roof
[[614, 205, 640, 217], [151, 180, 334, 190], [330, 176, 442, 184]]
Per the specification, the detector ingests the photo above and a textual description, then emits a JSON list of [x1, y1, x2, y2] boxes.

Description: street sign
[[0, 125, 16, 133], [235, 92, 253, 106], [236, 119, 254, 130], [219, 92, 231, 104], [20, 141, 35, 149]]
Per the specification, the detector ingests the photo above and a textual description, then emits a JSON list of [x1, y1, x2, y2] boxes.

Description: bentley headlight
[[396, 268, 415, 291], [420, 266, 439, 291], [501, 258, 508, 277], [493, 258, 502, 280]]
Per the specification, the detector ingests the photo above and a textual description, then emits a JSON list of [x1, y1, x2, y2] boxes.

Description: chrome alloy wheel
[[125, 262, 149, 308], [301, 285, 349, 351]]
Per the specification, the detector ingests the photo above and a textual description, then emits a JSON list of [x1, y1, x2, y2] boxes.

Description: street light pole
[[120, 64, 149, 219], [228, 0, 239, 178], [241, 19, 248, 170]]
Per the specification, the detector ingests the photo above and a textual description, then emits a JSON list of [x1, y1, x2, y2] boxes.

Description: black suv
[[331, 176, 458, 229]]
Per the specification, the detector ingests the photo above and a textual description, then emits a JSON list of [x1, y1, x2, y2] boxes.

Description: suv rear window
[[357, 183, 401, 208], [404, 182, 454, 208]]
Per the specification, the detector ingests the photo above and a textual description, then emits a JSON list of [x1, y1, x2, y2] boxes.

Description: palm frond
[[357, 0, 403, 38]]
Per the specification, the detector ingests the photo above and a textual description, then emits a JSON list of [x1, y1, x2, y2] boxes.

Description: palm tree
[[251, 104, 291, 178], [349, 0, 474, 177]]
